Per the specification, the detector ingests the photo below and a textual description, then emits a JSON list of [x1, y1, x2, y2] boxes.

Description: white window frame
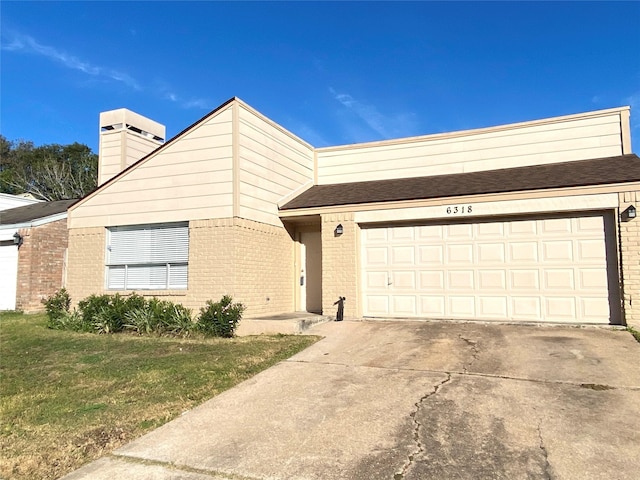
[[105, 222, 189, 290]]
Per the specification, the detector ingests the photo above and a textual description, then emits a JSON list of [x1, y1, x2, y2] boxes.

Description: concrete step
[[236, 313, 332, 336]]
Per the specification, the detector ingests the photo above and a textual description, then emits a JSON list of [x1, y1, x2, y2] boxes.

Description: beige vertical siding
[[619, 190, 640, 328], [70, 106, 235, 228], [317, 108, 628, 185], [237, 103, 314, 226]]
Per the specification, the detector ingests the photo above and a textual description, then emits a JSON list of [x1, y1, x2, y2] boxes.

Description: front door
[[299, 231, 322, 313]]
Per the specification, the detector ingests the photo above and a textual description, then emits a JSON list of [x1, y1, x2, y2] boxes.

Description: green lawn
[[0, 311, 320, 480]]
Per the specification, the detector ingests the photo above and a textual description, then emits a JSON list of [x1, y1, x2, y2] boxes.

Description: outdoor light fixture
[[13, 232, 23, 247], [622, 205, 637, 221], [335, 224, 344, 236]]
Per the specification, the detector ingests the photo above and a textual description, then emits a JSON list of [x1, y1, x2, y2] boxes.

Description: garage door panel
[[508, 219, 537, 236], [577, 239, 607, 261], [393, 296, 417, 315], [366, 296, 390, 316], [544, 269, 575, 290], [447, 224, 473, 239], [365, 247, 388, 265], [477, 243, 506, 263], [545, 297, 577, 320], [363, 228, 388, 242], [478, 270, 507, 289], [390, 271, 416, 289], [542, 240, 573, 261], [579, 269, 608, 289], [365, 271, 388, 289], [418, 245, 443, 265], [478, 296, 508, 318], [420, 271, 444, 289], [511, 297, 542, 319], [477, 222, 505, 237], [580, 297, 610, 319], [577, 216, 605, 231], [447, 244, 474, 263], [509, 242, 538, 262], [510, 270, 540, 289], [542, 218, 573, 234], [362, 212, 614, 323], [391, 246, 414, 265], [449, 296, 476, 317], [421, 296, 446, 316], [416, 225, 444, 240], [448, 270, 475, 289], [390, 226, 414, 241]]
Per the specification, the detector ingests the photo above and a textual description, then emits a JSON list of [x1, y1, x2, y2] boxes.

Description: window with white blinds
[[106, 222, 188, 290]]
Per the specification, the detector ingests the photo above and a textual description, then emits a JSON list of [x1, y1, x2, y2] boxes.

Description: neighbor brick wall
[[321, 213, 360, 319], [15, 219, 68, 312], [65, 218, 295, 316], [619, 190, 640, 328]]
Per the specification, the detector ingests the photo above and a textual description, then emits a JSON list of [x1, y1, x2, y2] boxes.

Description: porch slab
[[236, 312, 332, 336]]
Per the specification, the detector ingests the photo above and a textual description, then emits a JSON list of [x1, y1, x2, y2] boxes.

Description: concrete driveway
[[63, 321, 640, 480]]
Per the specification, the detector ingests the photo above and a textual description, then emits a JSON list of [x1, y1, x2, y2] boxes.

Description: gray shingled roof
[[0, 199, 77, 225], [280, 154, 640, 210]]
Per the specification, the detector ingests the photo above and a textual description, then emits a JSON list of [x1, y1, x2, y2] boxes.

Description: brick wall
[[66, 218, 295, 316], [321, 213, 360, 319], [15, 219, 68, 312], [66, 226, 105, 307], [619, 191, 640, 328]]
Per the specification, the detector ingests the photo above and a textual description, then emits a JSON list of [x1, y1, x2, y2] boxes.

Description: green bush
[[196, 295, 245, 338], [43, 291, 240, 338], [42, 288, 71, 326]]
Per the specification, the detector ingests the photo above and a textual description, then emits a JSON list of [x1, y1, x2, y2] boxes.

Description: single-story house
[[0, 199, 76, 311], [66, 98, 640, 327], [0, 193, 41, 211]]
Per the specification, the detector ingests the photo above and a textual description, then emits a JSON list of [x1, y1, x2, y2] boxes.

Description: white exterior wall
[[0, 194, 41, 211], [70, 106, 235, 228], [237, 103, 315, 226], [317, 107, 629, 185]]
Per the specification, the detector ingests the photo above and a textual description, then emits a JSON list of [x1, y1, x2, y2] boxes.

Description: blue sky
[[1, 1, 639, 154]]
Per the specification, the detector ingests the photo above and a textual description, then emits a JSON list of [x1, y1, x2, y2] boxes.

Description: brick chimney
[[98, 109, 165, 185]]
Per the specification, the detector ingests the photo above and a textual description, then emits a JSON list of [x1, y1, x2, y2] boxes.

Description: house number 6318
[[446, 205, 473, 214]]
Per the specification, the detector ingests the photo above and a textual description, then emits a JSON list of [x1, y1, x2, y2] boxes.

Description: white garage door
[[361, 213, 618, 323], [0, 243, 19, 310]]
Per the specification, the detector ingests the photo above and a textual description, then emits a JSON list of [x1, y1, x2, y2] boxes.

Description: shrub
[[42, 288, 71, 326], [196, 295, 245, 338]]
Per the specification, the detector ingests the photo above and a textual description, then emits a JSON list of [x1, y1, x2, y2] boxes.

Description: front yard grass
[[0, 311, 320, 480]]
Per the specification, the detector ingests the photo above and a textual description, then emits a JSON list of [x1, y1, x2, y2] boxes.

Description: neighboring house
[[66, 98, 640, 327], [0, 193, 41, 211], [0, 199, 76, 311]]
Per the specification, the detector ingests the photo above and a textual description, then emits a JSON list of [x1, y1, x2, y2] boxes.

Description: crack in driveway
[[394, 373, 452, 480], [537, 419, 553, 480], [458, 334, 480, 373]]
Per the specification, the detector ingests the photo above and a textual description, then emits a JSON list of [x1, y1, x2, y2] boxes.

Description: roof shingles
[[280, 154, 640, 210], [0, 199, 76, 225]]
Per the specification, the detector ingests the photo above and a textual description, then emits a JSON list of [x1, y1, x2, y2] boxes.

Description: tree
[[0, 135, 98, 201]]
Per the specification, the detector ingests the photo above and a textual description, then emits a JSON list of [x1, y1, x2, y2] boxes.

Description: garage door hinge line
[[394, 373, 452, 480]]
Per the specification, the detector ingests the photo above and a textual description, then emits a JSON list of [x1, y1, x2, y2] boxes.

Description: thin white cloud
[[329, 87, 419, 141], [163, 89, 211, 110], [2, 31, 141, 90]]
